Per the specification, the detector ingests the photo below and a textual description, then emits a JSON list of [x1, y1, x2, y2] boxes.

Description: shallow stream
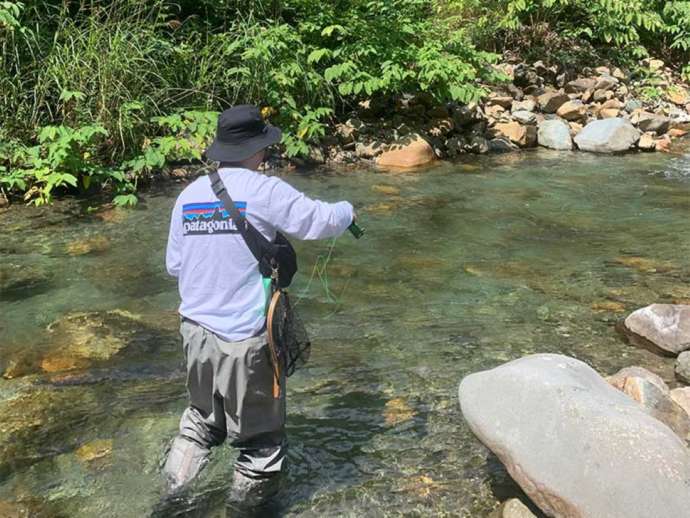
[[1, 146, 689, 516]]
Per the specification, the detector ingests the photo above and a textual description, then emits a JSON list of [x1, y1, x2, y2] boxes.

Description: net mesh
[[268, 290, 310, 377]]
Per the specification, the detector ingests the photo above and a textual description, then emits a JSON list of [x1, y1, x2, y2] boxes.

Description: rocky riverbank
[[459, 303, 690, 518], [306, 56, 690, 170]]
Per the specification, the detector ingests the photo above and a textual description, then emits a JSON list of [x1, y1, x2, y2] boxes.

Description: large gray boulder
[[459, 354, 690, 518], [537, 119, 573, 150], [624, 304, 690, 355], [574, 118, 640, 153]]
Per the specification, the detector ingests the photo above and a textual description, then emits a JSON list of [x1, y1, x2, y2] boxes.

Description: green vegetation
[[1, 0, 689, 205]]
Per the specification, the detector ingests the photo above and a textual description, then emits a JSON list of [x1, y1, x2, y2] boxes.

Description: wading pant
[[164, 319, 286, 492]]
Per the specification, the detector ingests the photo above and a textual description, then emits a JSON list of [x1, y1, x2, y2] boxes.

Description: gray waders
[[163, 319, 287, 503]]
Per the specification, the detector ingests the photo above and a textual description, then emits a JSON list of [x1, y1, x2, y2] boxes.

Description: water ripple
[[657, 151, 690, 180]]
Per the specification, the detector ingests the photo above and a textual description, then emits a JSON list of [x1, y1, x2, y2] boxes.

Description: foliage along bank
[[0, 0, 689, 206]]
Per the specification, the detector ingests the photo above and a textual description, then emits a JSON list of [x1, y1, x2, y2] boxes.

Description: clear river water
[[1, 146, 689, 517]]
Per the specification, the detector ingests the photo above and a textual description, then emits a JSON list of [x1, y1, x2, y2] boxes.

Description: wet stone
[[0, 386, 97, 477], [671, 387, 690, 416], [371, 184, 401, 196], [0, 500, 32, 518], [1, 355, 40, 380], [675, 352, 690, 385], [0, 263, 52, 299], [607, 366, 690, 441], [489, 499, 537, 518], [613, 255, 674, 273], [607, 366, 669, 394], [75, 439, 113, 466], [397, 473, 442, 499], [65, 235, 111, 256], [40, 310, 146, 374], [624, 304, 690, 355], [93, 207, 128, 224], [590, 301, 626, 313], [384, 397, 415, 426]]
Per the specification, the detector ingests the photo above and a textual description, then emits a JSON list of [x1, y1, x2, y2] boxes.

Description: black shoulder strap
[[208, 169, 262, 262]]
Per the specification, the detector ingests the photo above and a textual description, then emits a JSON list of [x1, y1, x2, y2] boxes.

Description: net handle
[[266, 289, 283, 398]]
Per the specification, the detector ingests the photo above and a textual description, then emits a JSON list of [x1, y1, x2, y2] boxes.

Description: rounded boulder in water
[[459, 354, 690, 518]]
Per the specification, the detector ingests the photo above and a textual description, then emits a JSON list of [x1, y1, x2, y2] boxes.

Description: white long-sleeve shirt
[[166, 167, 354, 341]]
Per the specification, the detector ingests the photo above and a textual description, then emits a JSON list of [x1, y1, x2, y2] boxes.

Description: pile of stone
[[321, 57, 690, 169]]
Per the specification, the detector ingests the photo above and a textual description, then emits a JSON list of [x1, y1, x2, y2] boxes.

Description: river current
[[0, 147, 689, 516]]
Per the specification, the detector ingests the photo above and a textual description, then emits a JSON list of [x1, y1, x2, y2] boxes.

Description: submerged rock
[[537, 119, 572, 150], [459, 354, 690, 518], [624, 304, 690, 355], [613, 255, 674, 273], [65, 235, 110, 256], [46, 310, 135, 360], [2, 310, 147, 379], [75, 438, 113, 466], [0, 263, 52, 299], [371, 184, 401, 196], [0, 386, 97, 477], [384, 397, 415, 426], [590, 300, 626, 313], [574, 118, 640, 153]]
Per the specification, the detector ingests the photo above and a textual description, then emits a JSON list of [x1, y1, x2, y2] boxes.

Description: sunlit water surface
[[1, 147, 689, 517]]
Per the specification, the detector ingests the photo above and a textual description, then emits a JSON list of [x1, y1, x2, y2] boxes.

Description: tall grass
[[1, 1, 175, 153]]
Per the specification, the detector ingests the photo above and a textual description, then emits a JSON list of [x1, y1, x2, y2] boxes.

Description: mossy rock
[[0, 263, 52, 300], [46, 309, 143, 361], [65, 235, 110, 256], [0, 386, 98, 479]]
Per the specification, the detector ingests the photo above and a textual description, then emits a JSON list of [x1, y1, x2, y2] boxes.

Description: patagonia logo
[[182, 201, 246, 235]]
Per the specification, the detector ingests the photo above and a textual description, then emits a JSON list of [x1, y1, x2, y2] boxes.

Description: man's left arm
[[166, 201, 182, 277]]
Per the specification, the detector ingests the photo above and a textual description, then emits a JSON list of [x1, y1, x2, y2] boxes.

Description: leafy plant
[[3, 124, 114, 205]]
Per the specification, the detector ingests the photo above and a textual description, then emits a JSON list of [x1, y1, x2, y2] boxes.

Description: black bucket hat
[[205, 105, 282, 162]]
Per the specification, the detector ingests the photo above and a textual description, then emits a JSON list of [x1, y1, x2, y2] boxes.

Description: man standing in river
[[163, 105, 355, 508]]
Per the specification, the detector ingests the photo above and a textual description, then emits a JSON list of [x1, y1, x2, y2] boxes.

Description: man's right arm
[[264, 177, 354, 240]]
